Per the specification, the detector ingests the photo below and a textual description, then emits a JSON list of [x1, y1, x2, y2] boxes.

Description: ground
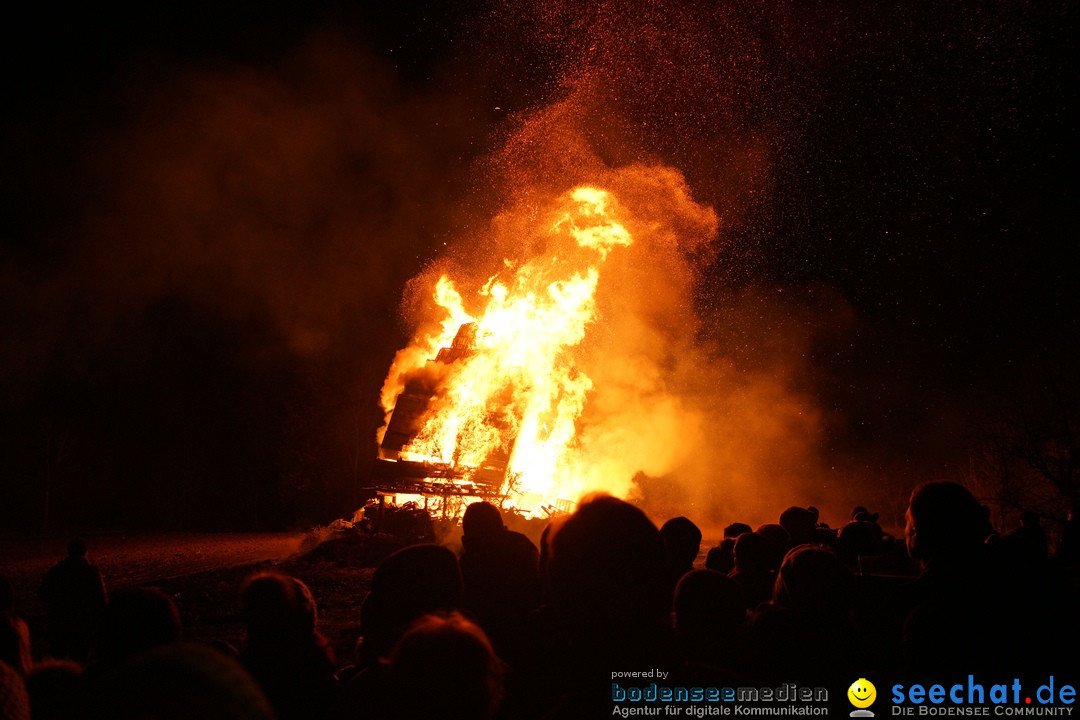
[[0, 532, 375, 666]]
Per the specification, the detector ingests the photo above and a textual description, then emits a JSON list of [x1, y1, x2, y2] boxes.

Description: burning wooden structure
[[373, 322, 513, 504], [370, 186, 636, 518]]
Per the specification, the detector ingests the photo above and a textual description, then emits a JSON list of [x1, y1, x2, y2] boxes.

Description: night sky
[[1, 1, 1075, 531]]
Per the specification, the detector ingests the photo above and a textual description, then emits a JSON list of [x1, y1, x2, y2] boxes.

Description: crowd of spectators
[[1, 481, 1077, 719]]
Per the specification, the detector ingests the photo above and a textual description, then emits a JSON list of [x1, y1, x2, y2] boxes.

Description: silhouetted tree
[[969, 383, 1078, 541]]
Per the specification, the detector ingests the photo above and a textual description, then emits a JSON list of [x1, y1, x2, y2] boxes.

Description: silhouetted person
[[904, 481, 985, 571], [0, 614, 31, 678], [1002, 510, 1049, 562], [537, 494, 677, 718], [898, 481, 1076, 674], [0, 581, 28, 684], [673, 569, 747, 675], [494, 497, 669, 718], [39, 539, 107, 662], [836, 518, 886, 569], [537, 519, 559, 602], [750, 545, 857, 684], [724, 522, 752, 539], [0, 660, 30, 720], [778, 506, 819, 547], [851, 505, 880, 523], [0, 582, 30, 697], [458, 502, 541, 656], [357, 544, 463, 665], [660, 516, 702, 600], [753, 524, 790, 572], [386, 612, 503, 720], [772, 545, 854, 623], [706, 522, 751, 575], [977, 502, 997, 542], [94, 587, 181, 669], [549, 495, 672, 639], [705, 537, 736, 574], [729, 532, 776, 611], [86, 642, 275, 720], [25, 660, 83, 720], [901, 481, 995, 671], [239, 572, 339, 720], [345, 544, 462, 718]]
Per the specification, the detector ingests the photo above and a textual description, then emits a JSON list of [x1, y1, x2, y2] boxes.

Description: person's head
[[239, 572, 316, 643], [96, 588, 182, 667], [673, 570, 745, 637], [462, 502, 504, 549], [851, 506, 880, 524], [704, 538, 736, 575], [779, 506, 819, 546], [0, 615, 31, 676], [67, 538, 87, 559], [754, 524, 791, 571], [837, 520, 884, 565], [723, 523, 752, 539], [548, 494, 668, 628], [772, 545, 852, 619], [733, 532, 770, 574], [25, 660, 82, 720], [387, 612, 503, 720], [905, 482, 985, 565], [660, 517, 702, 574], [361, 544, 462, 661], [86, 643, 275, 720], [0, 660, 30, 720]]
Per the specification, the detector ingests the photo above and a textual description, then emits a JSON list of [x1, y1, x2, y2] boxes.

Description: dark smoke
[[0, 29, 490, 529]]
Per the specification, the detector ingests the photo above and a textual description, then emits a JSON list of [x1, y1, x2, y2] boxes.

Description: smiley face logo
[[848, 678, 877, 709]]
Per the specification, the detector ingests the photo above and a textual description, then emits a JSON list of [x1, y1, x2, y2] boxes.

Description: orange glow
[[378, 185, 633, 515], [376, 163, 830, 530]]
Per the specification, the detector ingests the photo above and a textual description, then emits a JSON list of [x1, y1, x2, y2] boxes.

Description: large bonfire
[[372, 160, 824, 526], [377, 185, 645, 516]]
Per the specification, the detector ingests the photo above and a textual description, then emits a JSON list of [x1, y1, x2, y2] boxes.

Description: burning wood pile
[[373, 187, 633, 518]]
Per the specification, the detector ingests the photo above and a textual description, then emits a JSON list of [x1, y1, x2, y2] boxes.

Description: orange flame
[[378, 185, 634, 514]]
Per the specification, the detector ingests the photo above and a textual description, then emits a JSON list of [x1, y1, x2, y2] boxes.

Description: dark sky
[[1, 0, 1075, 530]]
